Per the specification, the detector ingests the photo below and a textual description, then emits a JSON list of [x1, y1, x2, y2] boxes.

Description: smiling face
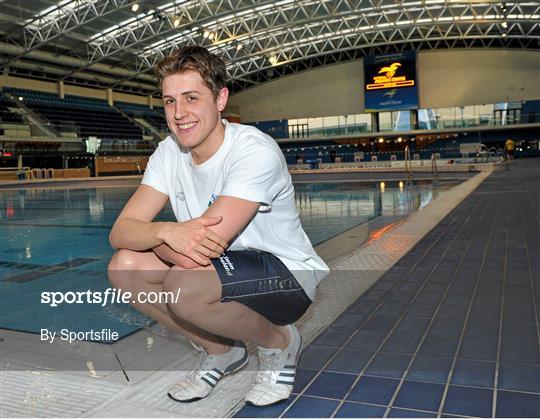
[[162, 70, 228, 163]]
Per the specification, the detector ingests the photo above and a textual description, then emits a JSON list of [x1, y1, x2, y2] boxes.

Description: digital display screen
[[364, 50, 418, 112]]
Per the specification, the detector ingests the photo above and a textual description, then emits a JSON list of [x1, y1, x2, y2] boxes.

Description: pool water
[[0, 180, 457, 339]]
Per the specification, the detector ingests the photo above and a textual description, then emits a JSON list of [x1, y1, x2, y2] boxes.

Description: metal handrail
[[431, 153, 439, 183], [404, 145, 413, 185]]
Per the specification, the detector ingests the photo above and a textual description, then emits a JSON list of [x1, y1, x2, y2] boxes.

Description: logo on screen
[[366, 61, 415, 90]]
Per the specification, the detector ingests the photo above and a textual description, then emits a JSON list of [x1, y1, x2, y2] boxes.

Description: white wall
[[228, 49, 540, 122]]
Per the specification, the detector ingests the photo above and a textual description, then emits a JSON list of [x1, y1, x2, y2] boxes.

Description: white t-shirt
[[141, 120, 329, 301]]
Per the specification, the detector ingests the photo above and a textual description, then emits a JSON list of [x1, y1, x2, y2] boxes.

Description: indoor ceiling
[[0, 0, 538, 96]]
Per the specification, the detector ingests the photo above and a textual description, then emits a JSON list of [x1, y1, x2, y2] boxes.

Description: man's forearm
[[110, 218, 167, 250]]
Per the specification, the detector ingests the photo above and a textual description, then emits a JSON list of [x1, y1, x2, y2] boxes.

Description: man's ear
[[216, 87, 229, 112]]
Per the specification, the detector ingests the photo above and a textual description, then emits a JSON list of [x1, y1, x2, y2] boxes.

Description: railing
[[404, 146, 413, 185], [431, 153, 439, 183]]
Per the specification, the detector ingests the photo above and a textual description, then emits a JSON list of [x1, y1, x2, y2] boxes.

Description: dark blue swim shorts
[[211, 250, 312, 326]]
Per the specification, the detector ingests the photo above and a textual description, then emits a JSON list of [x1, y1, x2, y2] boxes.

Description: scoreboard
[[364, 50, 418, 112]]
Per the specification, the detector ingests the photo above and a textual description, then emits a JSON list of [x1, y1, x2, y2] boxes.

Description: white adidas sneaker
[[168, 341, 248, 402], [245, 324, 302, 406]]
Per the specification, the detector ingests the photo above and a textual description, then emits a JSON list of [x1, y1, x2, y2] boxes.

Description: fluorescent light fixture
[[131, 3, 139, 12]]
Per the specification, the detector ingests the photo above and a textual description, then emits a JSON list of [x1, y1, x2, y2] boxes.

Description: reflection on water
[[294, 180, 456, 244]]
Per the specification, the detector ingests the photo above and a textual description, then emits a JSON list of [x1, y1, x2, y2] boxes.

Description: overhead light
[[378, 138, 384, 143], [236, 43, 243, 51], [131, 3, 139, 12], [501, 21, 508, 28], [203, 30, 210, 38], [502, 33, 507, 37], [173, 18, 180, 27], [397, 137, 403, 143], [268, 54, 278, 65], [18, 96, 23, 101]]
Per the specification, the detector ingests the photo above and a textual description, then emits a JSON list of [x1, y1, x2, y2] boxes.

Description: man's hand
[[158, 216, 228, 266]]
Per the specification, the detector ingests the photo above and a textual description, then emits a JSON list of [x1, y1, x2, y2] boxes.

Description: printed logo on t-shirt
[[219, 255, 235, 276], [208, 193, 218, 207]]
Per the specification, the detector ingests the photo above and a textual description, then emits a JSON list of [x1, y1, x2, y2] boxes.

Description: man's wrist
[[154, 222, 170, 244]]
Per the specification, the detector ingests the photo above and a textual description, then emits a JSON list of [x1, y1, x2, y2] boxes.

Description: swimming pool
[[0, 180, 457, 339]]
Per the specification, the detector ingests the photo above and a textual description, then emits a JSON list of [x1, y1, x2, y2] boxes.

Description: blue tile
[[326, 348, 373, 374], [468, 304, 501, 321], [443, 293, 472, 306], [304, 371, 356, 399], [234, 399, 291, 418], [365, 352, 411, 379], [298, 345, 337, 370], [348, 299, 380, 314], [312, 327, 353, 347], [394, 380, 445, 412], [502, 321, 538, 342], [414, 291, 443, 304], [503, 306, 536, 323], [372, 281, 397, 292], [496, 390, 540, 418], [498, 363, 540, 393], [331, 313, 367, 329], [388, 408, 437, 418], [429, 317, 464, 338], [293, 368, 318, 394], [283, 396, 339, 418], [451, 359, 495, 388], [347, 375, 399, 405], [389, 290, 416, 303], [473, 293, 502, 307], [448, 283, 475, 294], [362, 290, 388, 301], [503, 294, 533, 308], [419, 336, 459, 358], [345, 330, 386, 350], [395, 317, 431, 334], [375, 302, 409, 317], [335, 402, 386, 418], [381, 332, 423, 354], [500, 341, 540, 365], [443, 385, 493, 417], [406, 355, 453, 383], [406, 303, 438, 318], [362, 315, 400, 333], [464, 319, 499, 339], [437, 304, 467, 320], [458, 337, 498, 361]]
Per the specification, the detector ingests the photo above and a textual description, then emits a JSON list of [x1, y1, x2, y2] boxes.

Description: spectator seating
[[4, 88, 143, 140], [0, 92, 25, 124], [116, 101, 168, 132]]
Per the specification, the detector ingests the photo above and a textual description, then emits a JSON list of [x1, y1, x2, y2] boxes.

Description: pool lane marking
[[2, 257, 99, 283]]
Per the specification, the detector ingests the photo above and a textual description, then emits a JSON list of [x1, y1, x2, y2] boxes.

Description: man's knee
[[108, 249, 141, 289], [108, 249, 141, 271]]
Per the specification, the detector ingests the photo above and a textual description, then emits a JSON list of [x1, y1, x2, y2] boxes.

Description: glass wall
[[286, 101, 535, 139]]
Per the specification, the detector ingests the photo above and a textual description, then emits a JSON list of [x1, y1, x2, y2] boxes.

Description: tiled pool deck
[[1, 159, 538, 418], [236, 158, 540, 418]]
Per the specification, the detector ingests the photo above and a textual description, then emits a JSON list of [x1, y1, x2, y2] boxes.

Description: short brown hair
[[154, 45, 227, 97]]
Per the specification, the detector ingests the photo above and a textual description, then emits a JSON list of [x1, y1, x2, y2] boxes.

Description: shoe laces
[[190, 352, 215, 380], [254, 351, 285, 385]]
